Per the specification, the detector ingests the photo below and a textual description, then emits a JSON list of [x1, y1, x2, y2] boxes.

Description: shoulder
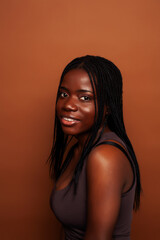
[[87, 143, 129, 176], [86, 143, 132, 194], [85, 144, 130, 238]]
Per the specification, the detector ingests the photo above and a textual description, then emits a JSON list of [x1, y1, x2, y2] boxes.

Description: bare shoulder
[[84, 143, 134, 238], [86, 143, 133, 193], [87, 143, 130, 174]]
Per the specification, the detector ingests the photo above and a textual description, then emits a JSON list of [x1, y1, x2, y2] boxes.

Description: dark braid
[[48, 55, 142, 210]]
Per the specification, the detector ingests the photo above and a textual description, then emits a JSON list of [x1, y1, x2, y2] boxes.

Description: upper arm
[[85, 144, 131, 240]]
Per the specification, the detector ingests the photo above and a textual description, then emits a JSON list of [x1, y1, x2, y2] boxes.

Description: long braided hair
[[48, 55, 141, 210]]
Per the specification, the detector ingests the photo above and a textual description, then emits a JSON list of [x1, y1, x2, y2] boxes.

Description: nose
[[63, 97, 78, 112]]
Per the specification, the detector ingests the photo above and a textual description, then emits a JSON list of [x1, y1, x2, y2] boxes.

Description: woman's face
[[56, 69, 96, 140]]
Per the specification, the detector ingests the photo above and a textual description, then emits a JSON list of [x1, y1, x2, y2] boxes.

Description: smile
[[61, 116, 80, 126], [63, 117, 76, 122]]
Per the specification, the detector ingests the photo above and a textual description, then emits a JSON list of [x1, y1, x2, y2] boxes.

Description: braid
[[48, 55, 142, 210]]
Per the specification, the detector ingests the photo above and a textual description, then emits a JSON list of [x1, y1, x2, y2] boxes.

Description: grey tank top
[[50, 132, 136, 240]]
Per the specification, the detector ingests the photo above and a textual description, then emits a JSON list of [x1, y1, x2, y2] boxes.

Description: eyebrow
[[60, 86, 93, 94]]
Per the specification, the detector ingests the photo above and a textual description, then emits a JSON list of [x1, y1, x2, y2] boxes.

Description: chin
[[61, 127, 79, 136]]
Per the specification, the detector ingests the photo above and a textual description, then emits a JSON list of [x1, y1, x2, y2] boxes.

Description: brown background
[[1, 0, 160, 239]]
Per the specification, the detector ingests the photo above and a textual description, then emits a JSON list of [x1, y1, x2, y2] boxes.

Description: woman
[[49, 55, 141, 240]]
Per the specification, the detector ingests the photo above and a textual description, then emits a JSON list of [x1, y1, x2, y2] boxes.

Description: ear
[[102, 105, 108, 123], [104, 105, 110, 116]]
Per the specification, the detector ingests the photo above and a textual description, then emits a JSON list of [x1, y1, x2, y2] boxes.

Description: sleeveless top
[[50, 131, 136, 240]]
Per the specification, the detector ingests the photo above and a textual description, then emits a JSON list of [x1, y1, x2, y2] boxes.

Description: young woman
[[49, 55, 141, 240]]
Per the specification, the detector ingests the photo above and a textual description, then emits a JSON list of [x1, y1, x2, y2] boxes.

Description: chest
[[50, 161, 87, 230], [55, 149, 81, 190]]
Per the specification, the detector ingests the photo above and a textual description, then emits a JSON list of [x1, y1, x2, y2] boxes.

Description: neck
[[75, 125, 111, 152]]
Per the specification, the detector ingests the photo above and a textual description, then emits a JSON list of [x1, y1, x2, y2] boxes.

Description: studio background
[[1, 0, 160, 239]]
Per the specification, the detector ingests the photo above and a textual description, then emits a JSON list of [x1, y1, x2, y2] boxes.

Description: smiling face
[[56, 68, 96, 141]]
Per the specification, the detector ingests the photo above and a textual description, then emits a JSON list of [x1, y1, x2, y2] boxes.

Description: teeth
[[63, 117, 75, 122]]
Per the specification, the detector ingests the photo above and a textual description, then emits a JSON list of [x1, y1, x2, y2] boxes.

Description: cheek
[[56, 100, 61, 116], [82, 105, 95, 120]]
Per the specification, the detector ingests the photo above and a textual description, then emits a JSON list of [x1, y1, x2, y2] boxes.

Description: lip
[[61, 115, 80, 120], [60, 115, 80, 126]]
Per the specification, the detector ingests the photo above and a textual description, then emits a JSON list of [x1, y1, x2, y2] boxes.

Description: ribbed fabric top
[[50, 132, 136, 240]]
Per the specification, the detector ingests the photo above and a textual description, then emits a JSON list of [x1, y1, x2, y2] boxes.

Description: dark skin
[[56, 69, 133, 240]]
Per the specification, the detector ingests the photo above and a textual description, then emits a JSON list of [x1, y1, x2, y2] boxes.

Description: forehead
[[61, 69, 93, 91]]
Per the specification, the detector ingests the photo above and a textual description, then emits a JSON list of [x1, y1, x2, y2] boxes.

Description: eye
[[80, 96, 91, 101], [59, 92, 68, 98]]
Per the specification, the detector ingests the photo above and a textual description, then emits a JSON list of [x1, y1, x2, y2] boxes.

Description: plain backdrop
[[0, 0, 160, 239]]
